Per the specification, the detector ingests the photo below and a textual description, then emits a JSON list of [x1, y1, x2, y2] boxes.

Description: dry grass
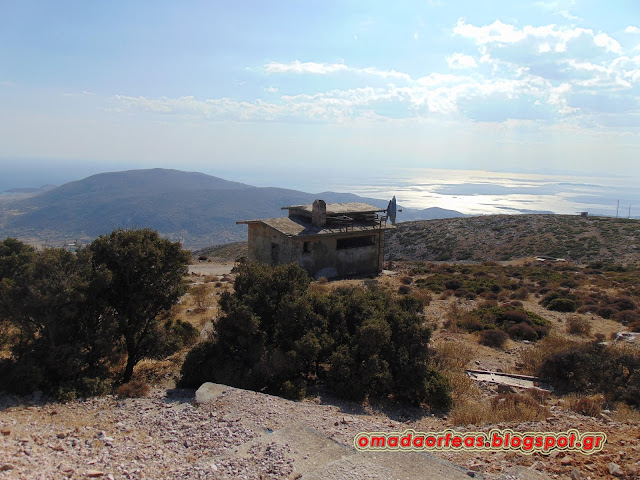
[[450, 393, 549, 426], [566, 315, 592, 337], [450, 399, 487, 426], [566, 394, 603, 417], [411, 289, 433, 305], [117, 379, 150, 398], [489, 393, 549, 422], [432, 339, 480, 408], [134, 353, 184, 384], [611, 402, 640, 423]]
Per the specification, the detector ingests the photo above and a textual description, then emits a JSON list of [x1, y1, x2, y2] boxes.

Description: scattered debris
[[466, 369, 554, 392]]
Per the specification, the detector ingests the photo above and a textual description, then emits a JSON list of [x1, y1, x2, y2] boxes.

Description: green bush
[[0, 231, 190, 398], [541, 291, 581, 312], [537, 342, 640, 407], [547, 298, 578, 312], [461, 303, 550, 341], [180, 263, 452, 408]]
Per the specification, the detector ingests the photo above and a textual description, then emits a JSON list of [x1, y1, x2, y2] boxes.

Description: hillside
[[386, 214, 640, 265], [0, 169, 463, 249]]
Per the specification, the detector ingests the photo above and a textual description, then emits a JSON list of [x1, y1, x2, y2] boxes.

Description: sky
[[1, 0, 640, 194]]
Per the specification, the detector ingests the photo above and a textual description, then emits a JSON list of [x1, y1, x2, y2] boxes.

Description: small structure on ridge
[[237, 199, 394, 279]]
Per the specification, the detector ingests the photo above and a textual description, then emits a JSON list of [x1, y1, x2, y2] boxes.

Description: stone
[[570, 469, 583, 480], [0, 464, 15, 471], [195, 383, 228, 404], [608, 463, 623, 477], [1, 429, 10, 436], [599, 412, 612, 423], [87, 470, 105, 477]]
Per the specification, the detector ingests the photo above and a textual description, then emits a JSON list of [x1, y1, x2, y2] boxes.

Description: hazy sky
[[1, 0, 640, 187]]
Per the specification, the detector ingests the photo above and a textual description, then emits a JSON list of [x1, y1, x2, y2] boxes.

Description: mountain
[[0, 168, 464, 249]]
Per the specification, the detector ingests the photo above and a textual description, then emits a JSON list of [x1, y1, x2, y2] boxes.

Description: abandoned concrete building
[[237, 200, 394, 279]]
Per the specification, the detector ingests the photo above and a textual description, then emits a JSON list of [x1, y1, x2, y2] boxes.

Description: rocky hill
[[386, 214, 640, 265]]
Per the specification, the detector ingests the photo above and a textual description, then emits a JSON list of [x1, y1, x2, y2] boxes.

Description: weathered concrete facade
[[239, 201, 391, 278]]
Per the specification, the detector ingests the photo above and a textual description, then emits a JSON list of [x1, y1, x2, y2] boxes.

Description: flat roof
[[281, 202, 384, 215], [237, 216, 393, 237]]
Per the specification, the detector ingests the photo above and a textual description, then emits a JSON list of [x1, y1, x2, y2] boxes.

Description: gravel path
[[1, 383, 639, 479]]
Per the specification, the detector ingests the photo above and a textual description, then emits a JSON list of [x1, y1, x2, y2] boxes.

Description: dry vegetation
[[4, 213, 640, 479]]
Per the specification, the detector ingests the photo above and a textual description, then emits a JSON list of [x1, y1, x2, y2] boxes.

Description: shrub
[[611, 310, 640, 325], [568, 395, 602, 417], [117, 379, 150, 398], [566, 315, 592, 337], [595, 306, 616, 319], [577, 306, 596, 314], [0, 246, 121, 398], [502, 310, 529, 324], [546, 298, 578, 312], [464, 303, 550, 341], [541, 291, 580, 312], [538, 342, 605, 393], [614, 297, 636, 311], [398, 285, 412, 295], [537, 343, 640, 407], [444, 278, 463, 290], [478, 329, 509, 349], [400, 276, 413, 285], [191, 284, 211, 312], [180, 264, 452, 408], [508, 322, 538, 341], [149, 319, 198, 359]]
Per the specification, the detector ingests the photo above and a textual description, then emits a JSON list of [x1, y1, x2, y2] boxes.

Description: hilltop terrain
[[3, 255, 640, 479], [192, 214, 640, 266], [0, 168, 463, 249], [386, 214, 640, 265]]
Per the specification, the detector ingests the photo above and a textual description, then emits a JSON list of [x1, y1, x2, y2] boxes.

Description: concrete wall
[[248, 224, 380, 278], [247, 223, 296, 266]]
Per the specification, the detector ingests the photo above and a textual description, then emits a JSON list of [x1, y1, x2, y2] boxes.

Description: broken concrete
[[466, 369, 553, 392]]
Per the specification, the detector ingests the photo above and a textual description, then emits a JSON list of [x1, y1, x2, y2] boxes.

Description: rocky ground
[[3, 259, 640, 480], [1, 381, 639, 480]]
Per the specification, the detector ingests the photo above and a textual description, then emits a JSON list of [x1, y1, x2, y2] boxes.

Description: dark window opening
[[336, 235, 376, 250], [303, 241, 311, 254], [270, 242, 280, 265]]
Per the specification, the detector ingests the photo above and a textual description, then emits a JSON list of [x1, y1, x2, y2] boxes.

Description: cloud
[[266, 60, 412, 82], [113, 95, 286, 121], [625, 26, 640, 34], [265, 61, 348, 75], [454, 19, 622, 55], [446, 53, 478, 69], [112, 18, 639, 130], [556, 10, 582, 22]]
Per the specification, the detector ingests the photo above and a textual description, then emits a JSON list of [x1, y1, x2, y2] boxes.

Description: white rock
[[195, 382, 228, 404]]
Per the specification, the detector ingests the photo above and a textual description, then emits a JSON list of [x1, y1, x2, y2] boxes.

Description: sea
[[287, 168, 640, 219]]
